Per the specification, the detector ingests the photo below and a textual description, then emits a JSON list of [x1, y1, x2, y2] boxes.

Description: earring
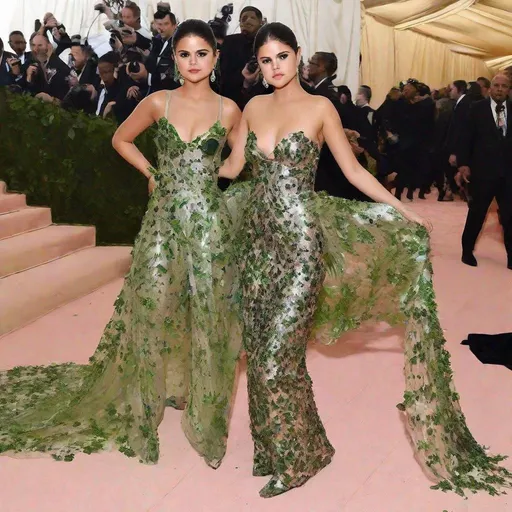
[[262, 77, 268, 88], [210, 69, 216, 83]]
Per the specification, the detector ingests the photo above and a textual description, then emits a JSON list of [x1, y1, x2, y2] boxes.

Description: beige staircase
[[0, 181, 132, 336]]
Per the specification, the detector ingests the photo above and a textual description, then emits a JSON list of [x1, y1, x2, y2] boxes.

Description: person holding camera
[[0, 38, 17, 87], [69, 43, 101, 91], [8, 31, 32, 66], [21, 33, 72, 104], [109, 51, 149, 123], [145, 7, 178, 94], [96, 51, 121, 117], [97, 1, 152, 50], [219, 6, 265, 108]]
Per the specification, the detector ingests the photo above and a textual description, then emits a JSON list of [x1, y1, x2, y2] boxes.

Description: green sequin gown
[[0, 96, 240, 468], [225, 131, 511, 498]]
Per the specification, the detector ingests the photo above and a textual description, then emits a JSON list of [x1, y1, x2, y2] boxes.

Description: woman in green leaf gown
[[221, 23, 512, 498], [0, 21, 242, 469]]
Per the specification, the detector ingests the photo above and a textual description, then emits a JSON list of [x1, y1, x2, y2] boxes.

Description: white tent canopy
[[361, 0, 512, 105], [0, 0, 361, 93]]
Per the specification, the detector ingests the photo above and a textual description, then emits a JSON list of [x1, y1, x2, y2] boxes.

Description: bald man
[[457, 74, 512, 269]]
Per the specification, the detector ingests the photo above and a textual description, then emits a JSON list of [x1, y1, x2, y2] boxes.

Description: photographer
[[208, 4, 232, 47], [21, 33, 72, 103], [36, 12, 73, 56], [97, 1, 152, 51], [109, 51, 149, 123], [220, 5, 264, 108], [61, 84, 98, 114], [69, 43, 101, 91], [0, 38, 16, 87], [96, 51, 121, 116], [8, 32, 32, 66], [145, 7, 178, 94]]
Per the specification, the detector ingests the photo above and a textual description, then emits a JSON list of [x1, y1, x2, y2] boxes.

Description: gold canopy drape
[[361, 0, 512, 106]]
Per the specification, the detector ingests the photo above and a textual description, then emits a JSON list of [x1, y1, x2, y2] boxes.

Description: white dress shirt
[[491, 97, 507, 136], [148, 39, 170, 88], [455, 93, 466, 108], [314, 76, 329, 90]]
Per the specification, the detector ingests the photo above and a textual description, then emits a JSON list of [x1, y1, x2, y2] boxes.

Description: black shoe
[[462, 252, 477, 267]]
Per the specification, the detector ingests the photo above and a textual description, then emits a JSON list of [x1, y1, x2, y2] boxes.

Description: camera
[[128, 61, 140, 74], [208, 3, 233, 41], [109, 29, 122, 47], [246, 56, 259, 74], [94, 3, 106, 13], [221, 3, 234, 18], [156, 2, 172, 13]]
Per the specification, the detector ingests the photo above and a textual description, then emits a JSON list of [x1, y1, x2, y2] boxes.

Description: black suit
[[445, 94, 471, 157], [145, 37, 178, 93], [0, 51, 16, 86], [219, 33, 254, 109], [22, 54, 71, 100], [313, 80, 371, 201], [78, 61, 101, 91], [458, 98, 512, 258], [96, 80, 121, 116]]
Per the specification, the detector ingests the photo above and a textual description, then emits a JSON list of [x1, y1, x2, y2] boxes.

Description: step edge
[[0, 246, 132, 283], [0, 222, 54, 241], [0, 243, 97, 278], [0, 223, 96, 245]]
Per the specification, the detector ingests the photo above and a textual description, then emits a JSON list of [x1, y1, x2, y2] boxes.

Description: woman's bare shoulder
[[220, 95, 241, 116], [308, 94, 334, 111], [244, 94, 272, 114]]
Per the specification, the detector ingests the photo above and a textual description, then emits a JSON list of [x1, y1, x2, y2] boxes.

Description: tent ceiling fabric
[[364, 0, 512, 66]]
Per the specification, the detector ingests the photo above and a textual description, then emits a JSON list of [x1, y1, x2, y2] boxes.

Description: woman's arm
[[221, 97, 242, 150], [112, 95, 158, 180], [219, 109, 249, 180], [320, 98, 431, 229]]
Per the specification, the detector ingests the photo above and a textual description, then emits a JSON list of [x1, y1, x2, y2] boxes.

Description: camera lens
[[128, 61, 140, 74]]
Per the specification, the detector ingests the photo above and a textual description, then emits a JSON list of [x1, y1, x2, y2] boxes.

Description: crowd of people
[[0, 1, 510, 264]]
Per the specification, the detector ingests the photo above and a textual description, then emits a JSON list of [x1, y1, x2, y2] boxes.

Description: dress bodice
[[245, 131, 321, 194], [152, 93, 226, 195]]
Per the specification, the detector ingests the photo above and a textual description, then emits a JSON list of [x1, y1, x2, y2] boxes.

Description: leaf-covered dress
[[225, 131, 511, 497], [0, 94, 240, 468]]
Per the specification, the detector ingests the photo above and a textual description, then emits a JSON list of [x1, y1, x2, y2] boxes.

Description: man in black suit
[[0, 38, 15, 87], [308, 53, 371, 201], [22, 33, 71, 103], [457, 74, 512, 269], [69, 44, 101, 91], [145, 8, 178, 93], [355, 84, 381, 170], [95, 52, 121, 117], [446, 80, 471, 169], [308, 52, 339, 102], [8, 31, 32, 66], [219, 6, 264, 108]]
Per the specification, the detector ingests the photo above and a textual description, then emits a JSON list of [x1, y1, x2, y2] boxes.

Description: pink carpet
[[1, 195, 511, 512]]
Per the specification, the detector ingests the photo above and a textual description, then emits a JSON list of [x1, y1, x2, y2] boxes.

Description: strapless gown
[[0, 115, 240, 468], [225, 130, 511, 497]]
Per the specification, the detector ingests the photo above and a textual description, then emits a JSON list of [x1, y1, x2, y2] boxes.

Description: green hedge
[[0, 88, 155, 245]]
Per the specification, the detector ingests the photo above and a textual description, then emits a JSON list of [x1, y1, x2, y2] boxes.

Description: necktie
[[496, 103, 506, 136]]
